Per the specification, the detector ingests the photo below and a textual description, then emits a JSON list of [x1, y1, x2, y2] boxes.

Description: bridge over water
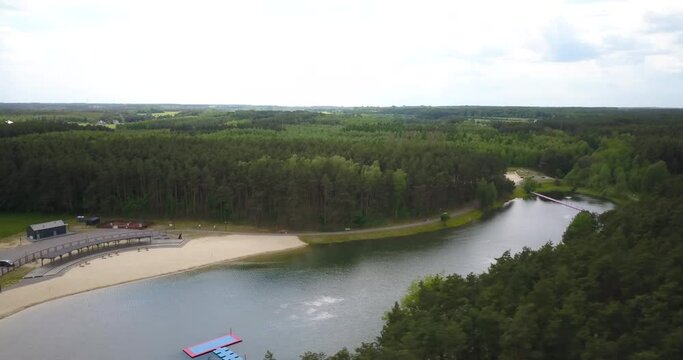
[[531, 192, 587, 212]]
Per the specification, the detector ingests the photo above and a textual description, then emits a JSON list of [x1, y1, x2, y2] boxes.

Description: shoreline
[[301, 207, 481, 244], [0, 234, 306, 320]]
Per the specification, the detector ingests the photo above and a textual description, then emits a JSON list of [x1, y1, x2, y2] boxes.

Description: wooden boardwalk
[[23, 234, 184, 280], [0, 230, 162, 277]]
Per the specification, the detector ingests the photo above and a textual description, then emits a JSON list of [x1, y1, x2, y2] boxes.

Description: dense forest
[[1, 106, 681, 229], [289, 177, 683, 360]]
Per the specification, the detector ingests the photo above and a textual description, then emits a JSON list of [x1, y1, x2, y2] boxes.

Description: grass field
[[0, 213, 69, 241], [301, 209, 482, 244], [151, 111, 180, 118], [0, 264, 35, 288]]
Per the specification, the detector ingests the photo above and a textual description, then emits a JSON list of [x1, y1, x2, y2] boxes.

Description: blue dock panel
[[213, 347, 243, 360]]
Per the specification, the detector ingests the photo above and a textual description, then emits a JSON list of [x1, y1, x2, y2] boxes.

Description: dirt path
[[303, 203, 476, 236], [158, 203, 477, 237]]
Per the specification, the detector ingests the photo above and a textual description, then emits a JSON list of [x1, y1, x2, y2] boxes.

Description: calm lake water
[[0, 196, 612, 360]]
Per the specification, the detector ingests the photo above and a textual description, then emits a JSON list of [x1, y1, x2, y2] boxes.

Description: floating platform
[[183, 334, 242, 358], [213, 347, 243, 360]]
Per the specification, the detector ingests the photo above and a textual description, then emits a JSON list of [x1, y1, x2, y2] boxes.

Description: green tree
[[477, 179, 498, 209], [300, 352, 327, 360], [563, 211, 598, 242], [327, 348, 352, 360], [440, 212, 450, 223], [523, 178, 538, 194], [392, 169, 408, 217], [641, 160, 669, 193]]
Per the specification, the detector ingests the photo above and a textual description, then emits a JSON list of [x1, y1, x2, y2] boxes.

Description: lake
[[0, 196, 613, 360]]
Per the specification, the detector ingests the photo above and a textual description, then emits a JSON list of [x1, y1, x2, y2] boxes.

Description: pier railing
[[0, 231, 158, 277], [530, 192, 586, 212]]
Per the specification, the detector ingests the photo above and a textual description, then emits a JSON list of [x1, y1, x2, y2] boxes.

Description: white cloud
[[0, 0, 682, 106], [646, 54, 683, 73]]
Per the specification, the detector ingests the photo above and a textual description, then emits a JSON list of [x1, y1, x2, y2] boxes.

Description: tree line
[[0, 130, 508, 229], [0, 120, 109, 138], [2, 107, 682, 229]]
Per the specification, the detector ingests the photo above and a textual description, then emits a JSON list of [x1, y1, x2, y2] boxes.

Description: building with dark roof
[[26, 220, 67, 240]]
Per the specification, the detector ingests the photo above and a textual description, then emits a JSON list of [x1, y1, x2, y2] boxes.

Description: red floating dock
[[183, 333, 242, 358]]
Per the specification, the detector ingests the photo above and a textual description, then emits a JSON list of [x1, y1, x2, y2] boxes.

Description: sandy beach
[[504, 170, 524, 185], [0, 234, 306, 319]]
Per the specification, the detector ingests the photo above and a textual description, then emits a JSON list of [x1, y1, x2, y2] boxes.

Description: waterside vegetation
[[290, 177, 683, 360]]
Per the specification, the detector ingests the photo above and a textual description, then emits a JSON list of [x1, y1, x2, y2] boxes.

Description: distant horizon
[[1, 102, 682, 110]]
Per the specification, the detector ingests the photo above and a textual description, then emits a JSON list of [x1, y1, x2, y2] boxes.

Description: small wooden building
[[85, 216, 100, 226], [26, 220, 67, 240]]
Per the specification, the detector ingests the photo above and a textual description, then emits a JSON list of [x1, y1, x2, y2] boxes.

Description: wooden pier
[[530, 192, 586, 212], [0, 231, 158, 278]]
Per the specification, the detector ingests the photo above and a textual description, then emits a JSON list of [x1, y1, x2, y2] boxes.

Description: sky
[[0, 0, 682, 107]]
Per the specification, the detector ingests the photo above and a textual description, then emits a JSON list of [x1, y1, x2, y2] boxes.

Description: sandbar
[[0, 234, 306, 319]]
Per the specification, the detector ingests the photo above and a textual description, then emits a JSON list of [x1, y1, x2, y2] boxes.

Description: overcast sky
[[1, 0, 682, 107]]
